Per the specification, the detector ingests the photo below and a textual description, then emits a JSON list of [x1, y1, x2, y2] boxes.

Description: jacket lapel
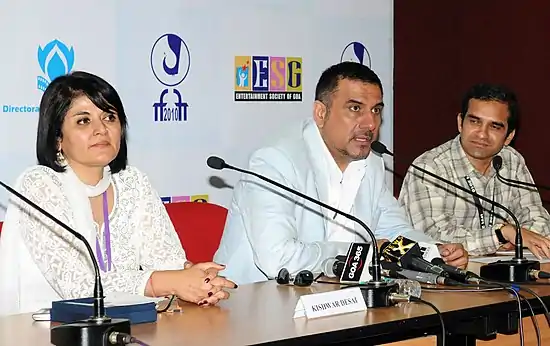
[[302, 120, 332, 227]]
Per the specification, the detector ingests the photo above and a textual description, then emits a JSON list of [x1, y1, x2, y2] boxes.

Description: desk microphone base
[[479, 259, 540, 283], [50, 317, 131, 346], [357, 281, 399, 308]]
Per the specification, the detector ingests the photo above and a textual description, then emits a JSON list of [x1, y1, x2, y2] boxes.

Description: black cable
[[436, 281, 525, 345], [516, 285, 550, 327], [111, 332, 150, 345], [447, 281, 508, 289], [474, 281, 524, 346], [313, 272, 325, 282], [314, 280, 343, 285], [421, 286, 502, 293], [409, 296, 446, 345], [313, 271, 344, 285], [505, 281, 550, 286], [518, 292, 541, 346], [443, 279, 550, 345], [156, 295, 176, 313], [315, 272, 540, 345], [535, 270, 550, 279], [476, 278, 550, 327], [507, 286, 524, 346]]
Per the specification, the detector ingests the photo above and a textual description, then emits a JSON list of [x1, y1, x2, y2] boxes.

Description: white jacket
[[214, 119, 435, 285]]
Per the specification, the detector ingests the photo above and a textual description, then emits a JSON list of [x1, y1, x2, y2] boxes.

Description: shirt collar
[[313, 126, 369, 177]]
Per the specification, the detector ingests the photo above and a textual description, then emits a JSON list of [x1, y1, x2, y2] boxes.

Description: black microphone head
[[333, 260, 345, 277], [430, 257, 445, 265], [492, 155, 503, 171], [371, 141, 388, 155], [207, 156, 226, 170], [381, 261, 400, 271], [379, 241, 391, 253]]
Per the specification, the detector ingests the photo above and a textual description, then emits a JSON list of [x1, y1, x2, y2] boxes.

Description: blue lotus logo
[[37, 39, 75, 92]]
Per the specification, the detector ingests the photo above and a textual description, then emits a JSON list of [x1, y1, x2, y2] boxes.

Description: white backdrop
[[0, 0, 394, 220]]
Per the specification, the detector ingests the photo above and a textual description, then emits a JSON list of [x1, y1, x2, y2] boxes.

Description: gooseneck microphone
[[380, 237, 448, 277], [371, 141, 540, 283], [493, 155, 550, 191], [0, 180, 131, 346], [384, 265, 458, 286], [207, 156, 399, 308]]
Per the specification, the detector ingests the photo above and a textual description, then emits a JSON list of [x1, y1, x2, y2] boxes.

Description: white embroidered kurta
[[0, 165, 187, 316]]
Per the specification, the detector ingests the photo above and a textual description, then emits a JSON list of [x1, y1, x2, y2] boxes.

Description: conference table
[[1, 259, 550, 346]]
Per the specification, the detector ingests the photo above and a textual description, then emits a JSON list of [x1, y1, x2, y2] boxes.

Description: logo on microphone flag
[[340, 243, 373, 283], [382, 236, 422, 263]]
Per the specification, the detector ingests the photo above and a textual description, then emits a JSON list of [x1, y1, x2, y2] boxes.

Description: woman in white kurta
[[0, 71, 235, 316]]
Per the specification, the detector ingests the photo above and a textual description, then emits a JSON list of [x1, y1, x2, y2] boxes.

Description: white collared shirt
[[319, 137, 367, 242]]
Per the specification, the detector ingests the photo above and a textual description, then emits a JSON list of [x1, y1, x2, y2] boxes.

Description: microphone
[[493, 155, 550, 191], [207, 156, 399, 308], [321, 257, 346, 278], [372, 141, 540, 283], [380, 236, 448, 277], [384, 239, 482, 284], [385, 266, 458, 286], [0, 180, 131, 346], [430, 258, 482, 284], [418, 241, 483, 283]]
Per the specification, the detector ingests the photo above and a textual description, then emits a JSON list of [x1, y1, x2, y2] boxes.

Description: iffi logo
[[341, 42, 371, 67], [37, 39, 75, 91], [150, 33, 190, 122], [234, 56, 302, 102]]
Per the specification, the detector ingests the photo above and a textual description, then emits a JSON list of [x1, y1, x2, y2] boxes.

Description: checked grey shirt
[[398, 135, 550, 255]]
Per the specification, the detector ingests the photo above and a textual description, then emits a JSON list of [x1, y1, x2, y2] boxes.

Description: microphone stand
[[371, 142, 540, 283], [0, 180, 131, 346], [207, 156, 399, 308], [493, 155, 550, 191]]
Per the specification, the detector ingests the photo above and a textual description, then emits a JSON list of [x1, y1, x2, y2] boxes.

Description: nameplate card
[[293, 287, 366, 319]]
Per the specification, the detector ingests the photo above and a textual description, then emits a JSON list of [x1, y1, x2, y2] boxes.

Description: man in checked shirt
[[398, 83, 550, 258]]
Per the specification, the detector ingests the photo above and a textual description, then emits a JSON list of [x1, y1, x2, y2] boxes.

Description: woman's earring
[[56, 151, 65, 164]]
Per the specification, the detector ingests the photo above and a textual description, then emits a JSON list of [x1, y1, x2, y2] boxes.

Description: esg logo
[[234, 55, 302, 102]]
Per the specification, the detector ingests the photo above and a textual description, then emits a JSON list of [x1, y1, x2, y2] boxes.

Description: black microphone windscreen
[[430, 257, 445, 265], [371, 141, 388, 155], [492, 155, 503, 171], [379, 241, 391, 253], [381, 261, 400, 271], [207, 156, 226, 170]]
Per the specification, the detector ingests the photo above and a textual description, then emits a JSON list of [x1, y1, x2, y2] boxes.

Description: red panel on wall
[[394, 1, 550, 205]]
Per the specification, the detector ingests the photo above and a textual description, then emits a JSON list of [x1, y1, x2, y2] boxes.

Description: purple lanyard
[[96, 191, 112, 272]]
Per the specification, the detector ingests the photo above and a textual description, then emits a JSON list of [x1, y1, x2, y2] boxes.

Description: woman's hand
[[185, 262, 237, 306], [149, 262, 237, 306]]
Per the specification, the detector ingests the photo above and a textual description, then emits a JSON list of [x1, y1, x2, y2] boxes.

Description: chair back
[[164, 202, 227, 263]]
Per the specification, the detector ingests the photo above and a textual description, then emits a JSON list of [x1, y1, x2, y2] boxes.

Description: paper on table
[[495, 248, 533, 256], [471, 255, 550, 264]]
